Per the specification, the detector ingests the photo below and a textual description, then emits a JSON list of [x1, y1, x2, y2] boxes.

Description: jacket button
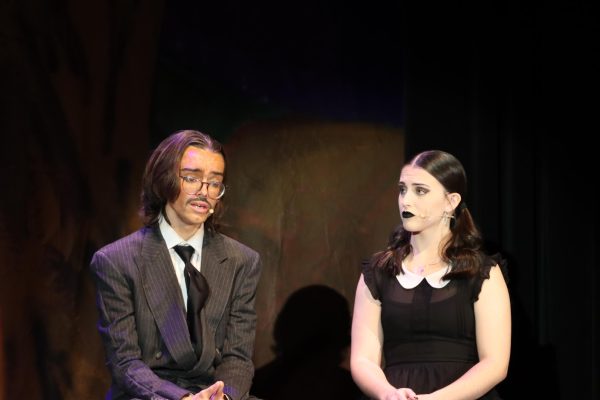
[[155, 351, 163, 359]]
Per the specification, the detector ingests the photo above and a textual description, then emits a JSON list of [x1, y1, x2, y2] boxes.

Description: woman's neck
[[407, 230, 450, 275]]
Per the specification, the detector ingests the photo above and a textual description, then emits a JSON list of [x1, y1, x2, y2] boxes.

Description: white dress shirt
[[159, 215, 204, 310]]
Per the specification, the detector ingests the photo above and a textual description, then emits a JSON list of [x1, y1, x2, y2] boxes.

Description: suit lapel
[[197, 231, 233, 368], [138, 226, 196, 366]]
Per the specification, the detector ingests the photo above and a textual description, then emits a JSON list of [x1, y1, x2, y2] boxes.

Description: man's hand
[[191, 381, 225, 400]]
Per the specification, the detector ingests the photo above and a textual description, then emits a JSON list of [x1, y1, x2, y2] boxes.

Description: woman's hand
[[380, 387, 419, 400]]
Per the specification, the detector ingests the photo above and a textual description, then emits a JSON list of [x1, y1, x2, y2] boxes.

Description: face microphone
[[208, 208, 214, 214]]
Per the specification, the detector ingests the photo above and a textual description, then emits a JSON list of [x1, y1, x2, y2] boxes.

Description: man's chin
[[185, 213, 209, 226]]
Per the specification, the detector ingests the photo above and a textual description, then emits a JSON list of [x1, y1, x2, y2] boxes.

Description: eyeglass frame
[[179, 175, 226, 199]]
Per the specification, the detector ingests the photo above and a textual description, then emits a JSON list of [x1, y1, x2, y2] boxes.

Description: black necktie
[[173, 245, 209, 355]]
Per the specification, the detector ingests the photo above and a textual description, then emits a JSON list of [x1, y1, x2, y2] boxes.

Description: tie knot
[[174, 245, 195, 264]]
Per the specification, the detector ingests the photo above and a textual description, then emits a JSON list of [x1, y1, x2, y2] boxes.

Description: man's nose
[[193, 181, 209, 196]]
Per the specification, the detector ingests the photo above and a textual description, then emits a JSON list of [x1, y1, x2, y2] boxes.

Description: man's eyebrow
[[180, 167, 224, 176]]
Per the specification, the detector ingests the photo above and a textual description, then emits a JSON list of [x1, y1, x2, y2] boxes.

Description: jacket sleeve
[[90, 250, 190, 400]]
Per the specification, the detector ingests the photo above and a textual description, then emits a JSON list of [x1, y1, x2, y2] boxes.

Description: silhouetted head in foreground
[[272, 284, 351, 363]]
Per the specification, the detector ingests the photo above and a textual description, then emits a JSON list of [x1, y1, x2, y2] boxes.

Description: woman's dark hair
[[371, 150, 483, 279], [140, 129, 226, 231]]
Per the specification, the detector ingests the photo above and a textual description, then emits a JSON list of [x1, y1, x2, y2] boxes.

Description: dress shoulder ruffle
[[361, 261, 382, 301], [471, 252, 509, 301]]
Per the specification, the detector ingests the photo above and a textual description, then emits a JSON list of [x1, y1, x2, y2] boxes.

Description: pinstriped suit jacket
[[90, 224, 262, 400]]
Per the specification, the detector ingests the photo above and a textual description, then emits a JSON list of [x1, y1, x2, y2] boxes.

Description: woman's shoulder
[[467, 252, 509, 301], [481, 252, 509, 283], [361, 259, 396, 301]]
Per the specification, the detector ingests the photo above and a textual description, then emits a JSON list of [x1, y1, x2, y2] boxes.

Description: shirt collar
[[159, 214, 204, 254], [396, 263, 451, 289]]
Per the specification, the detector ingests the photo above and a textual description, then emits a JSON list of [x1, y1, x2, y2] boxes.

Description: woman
[[351, 150, 510, 400]]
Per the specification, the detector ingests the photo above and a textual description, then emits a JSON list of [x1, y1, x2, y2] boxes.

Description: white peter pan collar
[[396, 263, 452, 289]]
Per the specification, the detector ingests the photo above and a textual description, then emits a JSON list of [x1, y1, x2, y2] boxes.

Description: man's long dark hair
[[140, 129, 226, 232], [371, 150, 484, 279]]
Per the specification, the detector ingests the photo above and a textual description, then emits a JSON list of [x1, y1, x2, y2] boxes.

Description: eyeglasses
[[179, 176, 226, 199]]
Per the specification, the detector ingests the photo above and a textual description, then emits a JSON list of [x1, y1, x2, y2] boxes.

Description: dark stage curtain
[[402, 3, 598, 398]]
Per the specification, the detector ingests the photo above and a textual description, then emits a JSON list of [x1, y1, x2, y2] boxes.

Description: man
[[90, 130, 262, 400]]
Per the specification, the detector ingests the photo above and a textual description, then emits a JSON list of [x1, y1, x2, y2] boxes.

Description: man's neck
[[159, 214, 204, 246], [173, 225, 202, 241]]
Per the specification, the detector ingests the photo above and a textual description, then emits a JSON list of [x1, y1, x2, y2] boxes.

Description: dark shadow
[[251, 284, 363, 400], [482, 241, 560, 398]]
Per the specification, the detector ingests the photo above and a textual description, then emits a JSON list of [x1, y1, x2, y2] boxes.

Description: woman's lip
[[401, 211, 415, 218]]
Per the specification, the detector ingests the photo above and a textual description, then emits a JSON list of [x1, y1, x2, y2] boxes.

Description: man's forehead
[[180, 147, 225, 170]]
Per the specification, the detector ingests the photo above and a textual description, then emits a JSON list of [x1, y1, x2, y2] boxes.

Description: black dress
[[361, 255, 507, 399]]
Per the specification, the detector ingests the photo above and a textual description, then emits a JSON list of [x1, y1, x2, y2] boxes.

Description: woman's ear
[[446, 192, 462, 212]]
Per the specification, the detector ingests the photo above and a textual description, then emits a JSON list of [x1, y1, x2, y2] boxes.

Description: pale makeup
[[165, 146, 225, 240]]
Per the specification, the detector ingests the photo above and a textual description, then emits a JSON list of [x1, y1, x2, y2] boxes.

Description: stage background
[[0, 1, 597, 399]]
